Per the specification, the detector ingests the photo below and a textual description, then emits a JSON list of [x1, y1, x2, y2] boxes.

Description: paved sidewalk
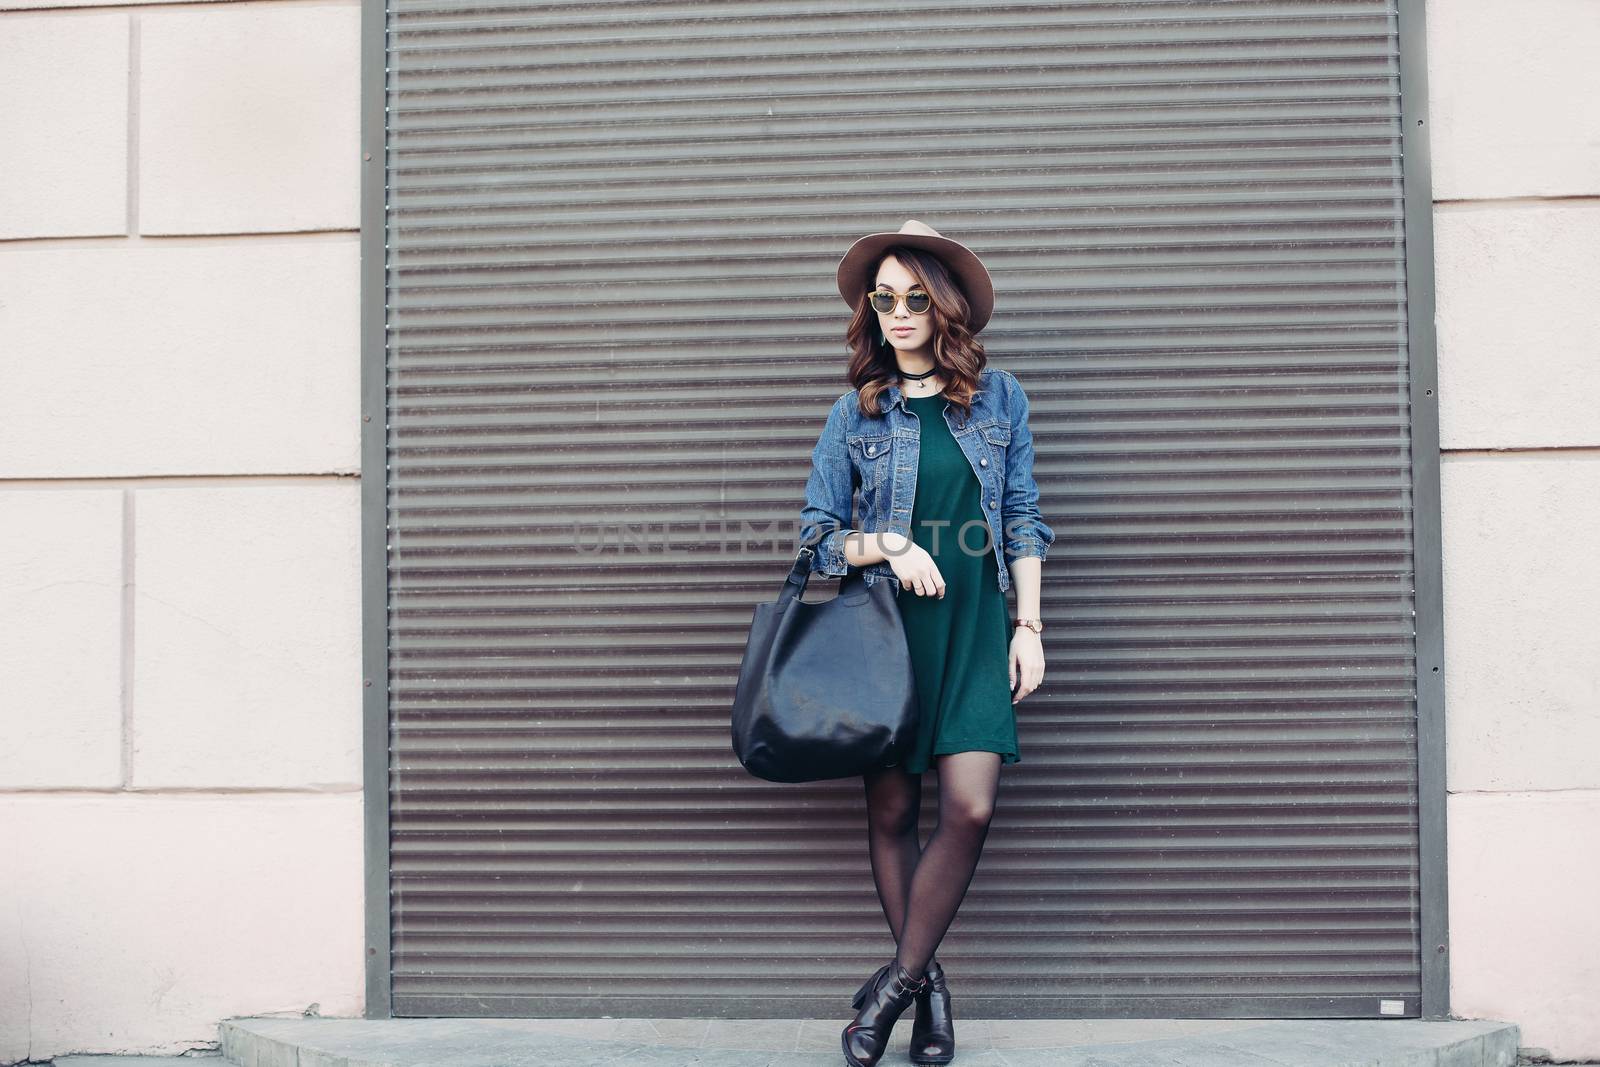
[[185, 1013, 1524, 1067]]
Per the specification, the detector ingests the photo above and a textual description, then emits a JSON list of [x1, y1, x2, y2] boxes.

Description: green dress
[[897, 393, 1021, 773]]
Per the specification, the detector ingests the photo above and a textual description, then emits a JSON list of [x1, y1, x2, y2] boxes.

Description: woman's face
[[872, 255, 934, 359]]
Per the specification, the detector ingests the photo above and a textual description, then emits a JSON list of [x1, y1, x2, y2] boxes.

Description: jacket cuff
[[802, 527, 853, 576], [1003, 538, 1048, 566]]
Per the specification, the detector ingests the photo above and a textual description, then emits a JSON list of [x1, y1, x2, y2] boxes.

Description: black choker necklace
[[900, 366, 938, 381]]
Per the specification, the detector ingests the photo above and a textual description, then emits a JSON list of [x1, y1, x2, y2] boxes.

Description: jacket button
[[979, 458, 988, 467], [865, 446, 875, 456], [989, 499, 997, 509]]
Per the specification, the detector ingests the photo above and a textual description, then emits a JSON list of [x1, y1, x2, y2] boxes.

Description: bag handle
[[785, 544, 867, 604]]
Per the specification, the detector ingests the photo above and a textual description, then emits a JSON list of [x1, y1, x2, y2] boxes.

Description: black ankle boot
[[909, 958, 955, 1065], [842, 959, 929, 1067]]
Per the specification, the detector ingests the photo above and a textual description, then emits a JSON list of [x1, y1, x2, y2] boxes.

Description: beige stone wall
[[1428, 0, 1600, 1060], [0, 0, 365, 1059]]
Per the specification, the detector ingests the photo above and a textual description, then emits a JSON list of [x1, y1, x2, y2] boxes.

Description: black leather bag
[[730, 545, 921, 783]]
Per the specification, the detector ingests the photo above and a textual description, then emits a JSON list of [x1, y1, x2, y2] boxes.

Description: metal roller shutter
[[369, 0, 1439, 1018]]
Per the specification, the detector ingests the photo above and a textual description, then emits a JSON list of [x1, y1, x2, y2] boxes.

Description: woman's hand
[[882, 534, 945, 598], [1009, 629, 1044, 703]]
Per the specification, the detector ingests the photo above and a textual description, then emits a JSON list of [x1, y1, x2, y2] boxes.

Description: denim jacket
[[797, 366, 1054, 594]]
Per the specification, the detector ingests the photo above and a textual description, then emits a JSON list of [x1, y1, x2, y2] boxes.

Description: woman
[[798, 220, 1054, 1067]]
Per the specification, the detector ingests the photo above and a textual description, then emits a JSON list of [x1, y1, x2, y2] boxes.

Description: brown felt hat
[[836, 219, 995, 332]]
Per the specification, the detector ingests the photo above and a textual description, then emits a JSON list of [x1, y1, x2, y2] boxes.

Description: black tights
[[862, 750, 1001, 978]]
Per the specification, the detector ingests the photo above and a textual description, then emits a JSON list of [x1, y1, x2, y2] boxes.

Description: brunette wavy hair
[[845, 245, 987, 420]]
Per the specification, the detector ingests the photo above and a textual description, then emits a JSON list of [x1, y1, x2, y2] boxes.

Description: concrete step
[[212, 1014, 1522, 1067]]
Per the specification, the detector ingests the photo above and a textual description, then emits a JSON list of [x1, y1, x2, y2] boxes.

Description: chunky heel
[[851, 962, 892, 1010], [841, 959, 929, 1067], [909, 958, 955, 1065]]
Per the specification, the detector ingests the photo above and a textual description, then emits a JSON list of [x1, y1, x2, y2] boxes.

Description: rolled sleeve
[[797, 393, 856, 577], [999, 370, 1055, 566]]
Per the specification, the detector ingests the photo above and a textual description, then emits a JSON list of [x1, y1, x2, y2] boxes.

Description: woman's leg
[[862, 764, 924, 945], [893, 750, 1001, 977]]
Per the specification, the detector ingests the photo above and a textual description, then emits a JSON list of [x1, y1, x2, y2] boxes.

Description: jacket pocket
[[847, 433, 893, 492], [981, 423, 1011, 464]]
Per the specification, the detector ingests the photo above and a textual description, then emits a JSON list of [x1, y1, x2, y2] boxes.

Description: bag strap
[[785, 544, 867, 604], [782, 546, 814, 602]]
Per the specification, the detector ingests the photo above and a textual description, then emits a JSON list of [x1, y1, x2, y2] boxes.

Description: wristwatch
[[1014, 617, 1044, 634]]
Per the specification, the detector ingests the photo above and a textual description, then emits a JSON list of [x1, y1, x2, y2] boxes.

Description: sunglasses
[[868, 286, 932, 315]]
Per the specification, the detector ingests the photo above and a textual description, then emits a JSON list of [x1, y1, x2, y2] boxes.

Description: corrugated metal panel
[[381, 0, 1422, 1018]]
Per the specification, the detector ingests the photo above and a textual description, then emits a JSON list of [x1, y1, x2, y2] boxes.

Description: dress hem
[[902, 741, 1021, 774]]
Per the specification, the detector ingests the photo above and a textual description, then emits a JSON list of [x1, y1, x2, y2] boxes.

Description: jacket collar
[[879, 381, 908, 415]]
